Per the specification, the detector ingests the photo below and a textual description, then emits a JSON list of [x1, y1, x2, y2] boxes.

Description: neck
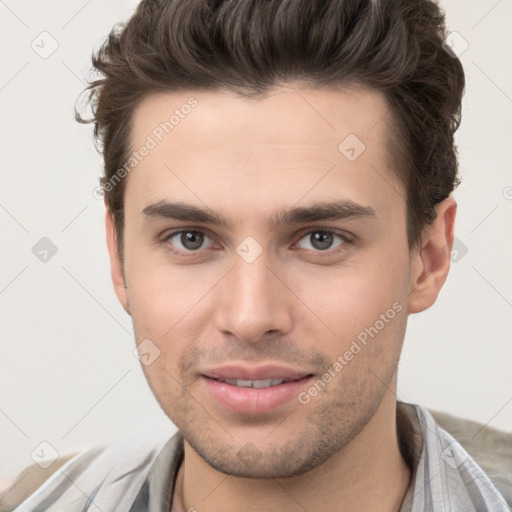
[[173, 393, 411, 512]]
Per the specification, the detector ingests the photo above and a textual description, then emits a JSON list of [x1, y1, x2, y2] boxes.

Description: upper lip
[[201, 364, 312, 381]]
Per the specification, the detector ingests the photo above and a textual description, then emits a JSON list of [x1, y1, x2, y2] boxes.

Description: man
[[4, 0, 511, 510]]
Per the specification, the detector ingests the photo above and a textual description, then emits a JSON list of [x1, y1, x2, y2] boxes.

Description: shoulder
[[397, 402, 512, 511], [426, 406, 512, 507], [0, 429, 177, 512], [0, 452, 78, 512]]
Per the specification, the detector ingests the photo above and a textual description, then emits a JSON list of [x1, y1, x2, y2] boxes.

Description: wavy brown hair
[[78, 0, 465, 260]]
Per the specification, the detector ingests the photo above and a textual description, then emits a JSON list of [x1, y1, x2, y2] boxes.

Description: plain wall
[[1, 0, 511, 491]]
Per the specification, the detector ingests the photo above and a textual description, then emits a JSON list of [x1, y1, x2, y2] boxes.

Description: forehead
[[130, 85, 392, 155], [125, 85, 403, 223]]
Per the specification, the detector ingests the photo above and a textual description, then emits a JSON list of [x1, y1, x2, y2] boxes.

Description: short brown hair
[[78, 0, 465, 260]]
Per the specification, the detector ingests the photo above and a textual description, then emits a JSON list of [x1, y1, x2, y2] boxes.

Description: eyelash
[[160, 228, 352, 259]]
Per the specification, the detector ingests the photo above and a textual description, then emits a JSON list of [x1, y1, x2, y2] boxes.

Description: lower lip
[[202, 375, 312, 414]]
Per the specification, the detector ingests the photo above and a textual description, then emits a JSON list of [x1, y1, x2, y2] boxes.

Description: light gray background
[[1, 0, 511, 491]]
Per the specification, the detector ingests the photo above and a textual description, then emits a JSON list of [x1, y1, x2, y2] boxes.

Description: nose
[[214, 251, 294, 344]]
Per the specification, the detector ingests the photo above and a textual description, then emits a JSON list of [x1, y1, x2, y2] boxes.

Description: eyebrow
[[141, 199, 376, 230]]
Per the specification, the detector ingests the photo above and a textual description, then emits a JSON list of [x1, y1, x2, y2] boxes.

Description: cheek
[[128, 275, 207, 365], [289, 251, 408, 336], [125, 257, 215, 381], [124, 235, 215, 332]]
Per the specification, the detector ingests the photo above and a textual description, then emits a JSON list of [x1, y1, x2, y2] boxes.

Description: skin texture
[[105, 84, 456, 511]]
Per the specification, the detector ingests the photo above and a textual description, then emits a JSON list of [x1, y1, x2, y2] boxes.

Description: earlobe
[[104, 209, 130, 315], [407, 197, 457, 314]]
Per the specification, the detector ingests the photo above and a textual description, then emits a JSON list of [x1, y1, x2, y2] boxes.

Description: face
[[107, 85, 433, 478]]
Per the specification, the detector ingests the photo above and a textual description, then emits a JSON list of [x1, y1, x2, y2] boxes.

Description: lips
[[200, 364, 313, 414], [201, 364, 310, 382], [218, 378, 289, 388]]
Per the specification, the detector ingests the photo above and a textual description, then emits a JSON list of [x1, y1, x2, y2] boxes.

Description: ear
[[104, 207, 130, 315], [407, 197, 457, 314]]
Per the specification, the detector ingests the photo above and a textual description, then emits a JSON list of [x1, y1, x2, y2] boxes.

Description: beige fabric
[[0, 453, 78, 512]]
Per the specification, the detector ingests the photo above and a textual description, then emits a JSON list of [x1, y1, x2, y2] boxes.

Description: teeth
[[222, 378, 287, 388]]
